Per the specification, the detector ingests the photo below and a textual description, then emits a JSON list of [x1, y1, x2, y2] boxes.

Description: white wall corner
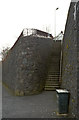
[[74, 3, 77, 21]]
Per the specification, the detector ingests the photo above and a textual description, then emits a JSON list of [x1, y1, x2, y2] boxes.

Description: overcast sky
[[0, 0, 71, 53]]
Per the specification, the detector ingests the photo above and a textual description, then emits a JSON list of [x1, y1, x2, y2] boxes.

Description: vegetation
[[0, 46, 10, 61]]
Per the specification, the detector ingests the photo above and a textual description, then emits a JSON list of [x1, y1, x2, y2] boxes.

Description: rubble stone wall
[[61, 2, 78, 118], [2, 36, 61, 96]]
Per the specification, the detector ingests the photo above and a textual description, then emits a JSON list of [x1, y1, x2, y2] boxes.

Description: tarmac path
[[1, 60, 72, 118], [2, 86, 58, 118], [1, 60, 60, 118], [1, 60, 73, 118]]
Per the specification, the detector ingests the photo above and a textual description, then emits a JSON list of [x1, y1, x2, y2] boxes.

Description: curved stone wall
[[2, 35, 61, 95]]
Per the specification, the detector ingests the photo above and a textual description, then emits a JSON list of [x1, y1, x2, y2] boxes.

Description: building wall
[[61, 2, 78, 118], [22, 28, 53, 38], [2, 35, 61, 96]]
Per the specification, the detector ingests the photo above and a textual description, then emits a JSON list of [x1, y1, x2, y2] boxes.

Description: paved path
[[2, 85, 58, 118], [1, 61, 72, 119]]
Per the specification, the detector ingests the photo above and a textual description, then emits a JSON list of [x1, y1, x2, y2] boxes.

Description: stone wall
[[61, 2, 78, 118], [76, 1, 79, 119], [0, 62, 2, 82], [2, 35, 61, 96]]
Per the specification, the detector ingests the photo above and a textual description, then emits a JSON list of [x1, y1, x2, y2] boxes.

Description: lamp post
[[54, 7, 59, 37]]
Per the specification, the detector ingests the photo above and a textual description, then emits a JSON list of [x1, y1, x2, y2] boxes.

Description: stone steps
[[44, 57, 60, 90], [44, 86, 60, 91]]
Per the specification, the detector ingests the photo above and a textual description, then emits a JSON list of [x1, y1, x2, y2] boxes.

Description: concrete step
[[48, 73, 59, 75], [48, 68, 60, 70], [48, 71, 60, 73], [45, 84, 59, 87], [44, 86, 60, 91], [46, 78, 59, 80], [48, 74, 60, 76], [47, 75, 59, 77], [45, 83, 59, 86], [45, 84, 59, 86], [49, 63, 60, 65], [45, 82, 59, 85], [47, 79, 59, 81], [45, 81, 59, 84], [49, 64, 59, 66], [47, 76, 59, 78], [47, 78, 59, 80]]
